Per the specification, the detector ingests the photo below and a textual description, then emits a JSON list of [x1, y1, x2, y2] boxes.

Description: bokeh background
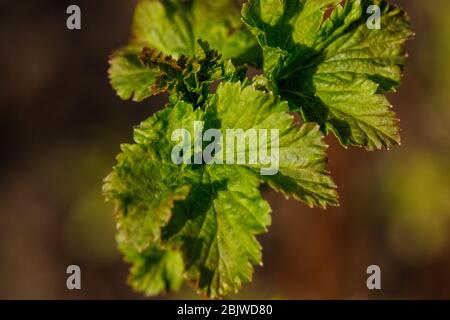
[[1, 0, 449, 299]]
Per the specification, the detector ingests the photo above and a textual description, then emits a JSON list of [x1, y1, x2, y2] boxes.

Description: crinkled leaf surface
[[104, 82, 336, 297], [109, 0, 260, 102], [104, 101, 270, 298], [140, 40, 245, 106], [242, 0, 413, 149], [104, 0, 412, 299], [208, 82, 338, 208], [119, 242, 185, 296], [103, 102, 203, 251], [108, 46, 158, 101], [163, 164, 272, 298]]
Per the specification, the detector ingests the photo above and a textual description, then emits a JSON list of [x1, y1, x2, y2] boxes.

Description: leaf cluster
[[105, 0, 412, 298]]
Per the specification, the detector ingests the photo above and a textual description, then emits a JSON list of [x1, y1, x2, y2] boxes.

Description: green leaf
[[242, 0, 413, 149], [288, 72, 400, 149], [209, 81, 338, 208], [131, 0, 194, 56], [190, 0, 262, 65], [163, 165, 271, 298], [103, 145, 191, 252], [109, 0, 261, 102], [109, 46, 158, 102], [103, 101, 204, 251], [105, 0, 413, 300], [104, 84, 337, 297], [242, 0, 341, 75], [105, 100, 272, 298], [104, 82, 336, 298], [119, 241, 185, 296]]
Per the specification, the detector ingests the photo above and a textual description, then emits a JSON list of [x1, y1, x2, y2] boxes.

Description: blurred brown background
[[0, 0, 449, 299]]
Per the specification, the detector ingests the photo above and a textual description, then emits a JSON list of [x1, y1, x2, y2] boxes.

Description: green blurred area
[[0, 0, 449, 299]]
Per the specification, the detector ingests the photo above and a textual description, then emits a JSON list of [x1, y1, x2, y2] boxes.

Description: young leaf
[[190, 0, 263, 65], [103, 145, 191, 252], [104, 100, 271, 298], [109, 0, 261, 102], [108, 46, 158, 101], [209, 82, 338, 208], [105, 0, 412, 299], [242, 0, 413, 149], [163, 165, 272, 298], [104, 80, 337, 297], [119, 242, 185, 296], [103, 101, 204, 251], [140, 40, 245, 106]]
